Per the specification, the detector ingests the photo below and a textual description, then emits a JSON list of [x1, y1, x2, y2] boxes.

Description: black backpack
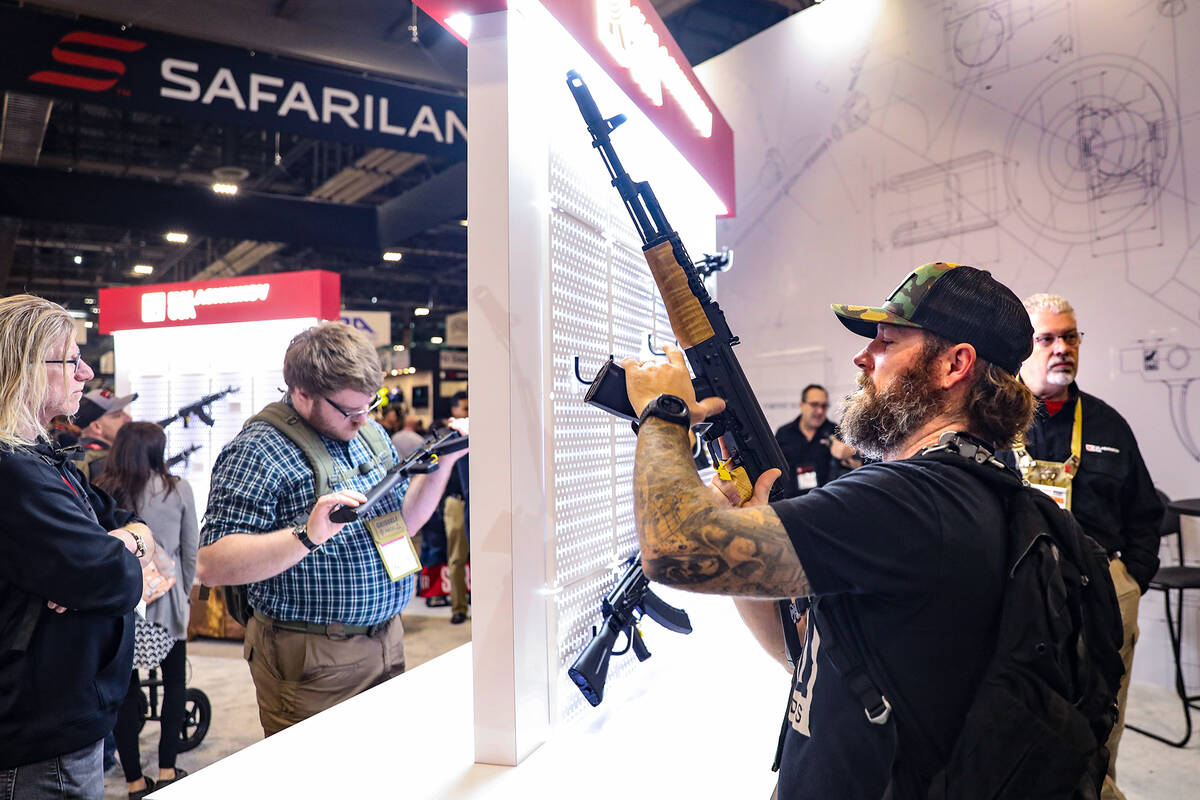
[[817, 441, 1125, 799]]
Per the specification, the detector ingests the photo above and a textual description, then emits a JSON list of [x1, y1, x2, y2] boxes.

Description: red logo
[[29, 31, 146, 92]]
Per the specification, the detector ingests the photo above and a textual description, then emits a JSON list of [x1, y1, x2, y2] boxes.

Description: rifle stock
[[567, 556, 691, 707]]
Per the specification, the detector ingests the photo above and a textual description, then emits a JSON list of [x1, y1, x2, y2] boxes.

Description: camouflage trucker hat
[[832, 262, 1033, 375]]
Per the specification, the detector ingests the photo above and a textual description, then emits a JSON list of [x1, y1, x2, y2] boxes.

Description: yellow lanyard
[[1016, 397, 1083, 509]]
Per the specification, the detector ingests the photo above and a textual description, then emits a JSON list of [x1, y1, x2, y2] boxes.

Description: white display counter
[[150, 592, 787, 799]]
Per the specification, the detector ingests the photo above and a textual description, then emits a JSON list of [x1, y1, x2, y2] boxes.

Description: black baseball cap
[[831, 262, 1033, 374]]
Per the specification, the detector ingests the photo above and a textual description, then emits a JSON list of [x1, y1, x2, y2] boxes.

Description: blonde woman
[[0, 294, 153, 800]]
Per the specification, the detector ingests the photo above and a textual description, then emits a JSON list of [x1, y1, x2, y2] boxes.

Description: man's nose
[[853, 347, 872, 371]]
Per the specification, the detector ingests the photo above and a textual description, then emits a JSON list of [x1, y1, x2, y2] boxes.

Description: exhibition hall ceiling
[[0, 0, 809, 360]]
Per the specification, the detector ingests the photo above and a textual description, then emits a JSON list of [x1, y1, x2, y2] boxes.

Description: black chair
[[1127, 491, 1200, 747]]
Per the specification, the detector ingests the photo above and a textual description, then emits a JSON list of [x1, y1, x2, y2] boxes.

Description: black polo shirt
[[775, 417, 838, 493]]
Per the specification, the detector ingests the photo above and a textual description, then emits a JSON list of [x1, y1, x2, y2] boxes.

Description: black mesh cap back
[[909, 266, 1033, 374]]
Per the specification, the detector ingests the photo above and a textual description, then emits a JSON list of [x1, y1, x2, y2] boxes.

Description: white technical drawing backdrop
[[696, 0, 1200, 691]]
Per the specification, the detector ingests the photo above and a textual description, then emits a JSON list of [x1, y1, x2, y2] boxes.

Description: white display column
[[468, 9, 553, 766]]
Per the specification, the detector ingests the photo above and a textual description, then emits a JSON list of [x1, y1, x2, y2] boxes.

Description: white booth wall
[[695, 0, 1200, 690]]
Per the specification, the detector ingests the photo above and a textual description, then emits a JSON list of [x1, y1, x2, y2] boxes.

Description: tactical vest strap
[[247, 401, 394, 497]]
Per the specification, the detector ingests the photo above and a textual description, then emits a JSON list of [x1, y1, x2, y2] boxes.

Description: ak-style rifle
[[566, 70, 803, 672]]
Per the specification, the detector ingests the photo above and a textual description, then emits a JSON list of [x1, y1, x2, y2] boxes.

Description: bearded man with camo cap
[[619, 262, 1039, 798]]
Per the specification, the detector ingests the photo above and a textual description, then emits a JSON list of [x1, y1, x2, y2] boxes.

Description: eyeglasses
[[323, 394, 385, 419], [805, 401, 829, 409], [1033, 331, 1084, 348], [45, 355, 88, 376]]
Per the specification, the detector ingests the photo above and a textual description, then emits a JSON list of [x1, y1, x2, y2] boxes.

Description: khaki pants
[[444, 495, 469, 616], [1101, 558, 1141, 800], [243, 614, 406, 737]]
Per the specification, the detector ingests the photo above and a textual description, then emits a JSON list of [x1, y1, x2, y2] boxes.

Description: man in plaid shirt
[[197, 322, 466, 735]]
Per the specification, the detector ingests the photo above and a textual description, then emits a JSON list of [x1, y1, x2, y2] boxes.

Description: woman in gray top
[[94, 423, 198, 799]]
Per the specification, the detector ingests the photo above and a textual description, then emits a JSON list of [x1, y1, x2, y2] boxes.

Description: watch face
[[659, 395, 687, 415]]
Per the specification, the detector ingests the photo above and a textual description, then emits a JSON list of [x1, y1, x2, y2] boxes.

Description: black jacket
[[1009, 384, 1164, 592], [0, 440, 143, 769]]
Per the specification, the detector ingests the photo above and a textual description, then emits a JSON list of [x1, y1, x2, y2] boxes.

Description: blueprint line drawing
[[1003, 55, 1180, 255], [943, 0, 1076, 87], [1121, 338, 1200, 460], [880, 150, 1006, 247]]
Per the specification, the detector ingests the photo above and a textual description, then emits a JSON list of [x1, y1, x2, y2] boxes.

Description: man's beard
[[837, 348, 949, 461], [1045, 363, 1075, 387]]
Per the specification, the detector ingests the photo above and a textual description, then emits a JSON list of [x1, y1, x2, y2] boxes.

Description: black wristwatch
[[633, 393, 692, 435], [293, 522, 320, 552]]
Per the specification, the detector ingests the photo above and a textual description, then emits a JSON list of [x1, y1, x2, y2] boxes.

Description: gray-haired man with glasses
[[197, 321, 467, 735], [1006, 293, 1163, 800]]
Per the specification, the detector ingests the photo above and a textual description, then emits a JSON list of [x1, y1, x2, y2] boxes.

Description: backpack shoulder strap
[[248, 402, 396, 497], [247, 401, 337, 497], [357, 421, 395, 473]]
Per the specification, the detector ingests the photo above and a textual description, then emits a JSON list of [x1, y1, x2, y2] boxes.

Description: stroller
[[134, 660, 211, 752]]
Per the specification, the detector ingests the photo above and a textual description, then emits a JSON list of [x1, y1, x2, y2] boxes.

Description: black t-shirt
[[775, 418, 839, 493], [769, 459, 1007, 799]]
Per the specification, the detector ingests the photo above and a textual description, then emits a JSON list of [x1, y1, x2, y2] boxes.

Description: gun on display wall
[[166, 444, 202, 468], [157, 386, 239, 428], [568, 556, 692, 707], [566, 71, 804, 669], [328, 430, 469, 523]]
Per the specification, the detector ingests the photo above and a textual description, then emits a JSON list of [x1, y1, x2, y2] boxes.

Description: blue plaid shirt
[[201, 418, 412, 626]]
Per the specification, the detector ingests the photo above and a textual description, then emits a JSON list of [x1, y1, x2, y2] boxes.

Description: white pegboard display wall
[[544, 70, 714, 725]]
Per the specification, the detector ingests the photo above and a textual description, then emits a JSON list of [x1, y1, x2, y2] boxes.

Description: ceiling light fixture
[[393, 344, 406, 352], [382, 251, 403, 262], [82, 297, 95, 305], [430, 336, 444, 344], [212, 183, 239, 195], [165, 231, 189, 244], [73, 255, 83, 265], [414, 307, 430, 316], [133, 264, 155, 275]]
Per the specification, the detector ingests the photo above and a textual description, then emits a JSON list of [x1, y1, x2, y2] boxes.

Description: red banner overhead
[[99, 270, 341, 333]]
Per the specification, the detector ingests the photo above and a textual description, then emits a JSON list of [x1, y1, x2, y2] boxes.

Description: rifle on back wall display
[[157, 386, 239, 428], [565, 71, 802, 703]]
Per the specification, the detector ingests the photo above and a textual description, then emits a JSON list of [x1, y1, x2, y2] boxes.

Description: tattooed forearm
[[633, 418, 811, 598]]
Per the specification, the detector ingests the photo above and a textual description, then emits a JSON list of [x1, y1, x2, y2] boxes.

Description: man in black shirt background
[[774, 384, 860, 493], [1010, 293, 1163, 800]]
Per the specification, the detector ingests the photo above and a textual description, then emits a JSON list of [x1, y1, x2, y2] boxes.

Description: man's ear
[[943, 343, 977, 390]]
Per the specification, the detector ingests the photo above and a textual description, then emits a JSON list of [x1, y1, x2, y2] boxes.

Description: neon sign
[[596, 0, 713, 138]]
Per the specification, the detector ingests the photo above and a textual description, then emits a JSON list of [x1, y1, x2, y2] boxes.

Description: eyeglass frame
[[44, 356, 88, 376], [323, 393, 385, 419], [1032, 331, 1085, 348]]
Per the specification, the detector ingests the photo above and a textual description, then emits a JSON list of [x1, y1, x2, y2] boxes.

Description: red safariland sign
[[98, 270, 341, 334], [412, 0, 735, 215]]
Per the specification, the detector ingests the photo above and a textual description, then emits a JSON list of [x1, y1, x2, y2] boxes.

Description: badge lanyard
[[1016, 400, 1082, 511]]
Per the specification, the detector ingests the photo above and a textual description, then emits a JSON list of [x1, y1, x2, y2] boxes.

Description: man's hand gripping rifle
[[328, 430, 469, 523], [157, 386, 239, 428], [568, 556, 692, 707], [566, 71, 804, 667]]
